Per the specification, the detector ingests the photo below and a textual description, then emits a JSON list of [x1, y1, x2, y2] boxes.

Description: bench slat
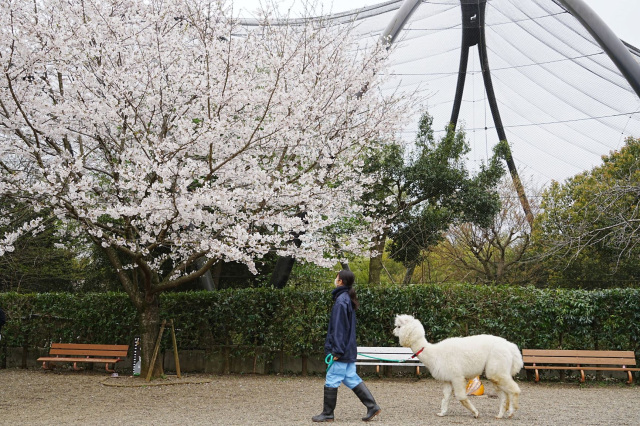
[[355, 361, 422, 366], [523, 356, 636, 365], [357, 354, 415, 360], [357, 347, 414, 354], [37, 357, 125, 363], [49, 349, 129, 357], [51, 343, 129, 350], [356, 358, 422, 363], [522, 349, 635, 358], [524, 366, 640, 371]]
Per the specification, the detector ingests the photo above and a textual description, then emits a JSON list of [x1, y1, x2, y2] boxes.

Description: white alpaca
[[393, 314, 523, 419]]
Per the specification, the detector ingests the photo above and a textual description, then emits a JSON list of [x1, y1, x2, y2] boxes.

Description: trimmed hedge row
[[1, 285, 639, 363]]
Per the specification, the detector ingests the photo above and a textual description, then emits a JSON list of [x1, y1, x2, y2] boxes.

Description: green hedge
[[1, 285, 639, 362]]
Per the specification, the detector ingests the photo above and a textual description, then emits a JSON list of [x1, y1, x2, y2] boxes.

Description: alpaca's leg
[[505, 395, 516, 417], [490, 377, 509, 419], [460, 399, 479, 419], [505, 379, 521, 418], [437, 383, 453, 417], [495, 389, 507, 419], [452, 378, 479, 418], [492, 376, 521, 418]]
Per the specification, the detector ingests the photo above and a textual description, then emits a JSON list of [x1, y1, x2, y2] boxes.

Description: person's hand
[[331, 353, 339, 361]]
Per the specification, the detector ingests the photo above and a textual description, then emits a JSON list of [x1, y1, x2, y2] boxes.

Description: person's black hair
[[338, 269, 359, 310]]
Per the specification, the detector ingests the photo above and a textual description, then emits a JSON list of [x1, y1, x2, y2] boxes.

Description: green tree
[[534, 137, 640, 288], [360, 143, 405, 284], [436, 178, 541, 285], [362, 111, 505, 284]]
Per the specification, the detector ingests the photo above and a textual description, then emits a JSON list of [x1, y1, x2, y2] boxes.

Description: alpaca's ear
[[394, 314, 404, 327], [394, 314, 411, 327]]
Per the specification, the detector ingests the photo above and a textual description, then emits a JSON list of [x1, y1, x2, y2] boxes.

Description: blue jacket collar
[[332, 286, 350, 300]]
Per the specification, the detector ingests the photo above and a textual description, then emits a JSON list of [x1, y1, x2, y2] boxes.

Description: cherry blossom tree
[[0, 0, 409, 376]]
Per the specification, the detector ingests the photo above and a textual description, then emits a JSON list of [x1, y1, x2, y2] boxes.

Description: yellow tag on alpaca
[[466, 376, 484, 396]]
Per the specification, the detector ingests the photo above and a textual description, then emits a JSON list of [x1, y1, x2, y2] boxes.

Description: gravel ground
[[1, 369, 639, 425]]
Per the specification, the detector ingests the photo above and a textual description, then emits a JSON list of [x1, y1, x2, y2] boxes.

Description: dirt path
[[1, 369, 639, 425]]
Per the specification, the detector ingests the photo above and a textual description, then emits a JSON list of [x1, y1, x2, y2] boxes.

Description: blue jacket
[[324, 286, 357, 363]]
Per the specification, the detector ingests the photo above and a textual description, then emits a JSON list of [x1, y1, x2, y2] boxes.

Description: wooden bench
[[356, 346, 424, 375], [523, 349, 640, 384], [37, 343, 129, 373]]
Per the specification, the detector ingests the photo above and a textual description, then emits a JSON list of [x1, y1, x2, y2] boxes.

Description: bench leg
[[534, 369, 539, 383], [41, 361, 50, 370], [105, 363, 115, 373], [627, 371, 633, 385], [579, 369, 585, 383]]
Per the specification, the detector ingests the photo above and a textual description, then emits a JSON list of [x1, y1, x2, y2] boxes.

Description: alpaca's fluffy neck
[[409, 337, 437, 371], [409, 337, 431, 356]]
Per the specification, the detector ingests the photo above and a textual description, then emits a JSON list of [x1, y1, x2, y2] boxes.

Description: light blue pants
[[325, 361, 363, 389]]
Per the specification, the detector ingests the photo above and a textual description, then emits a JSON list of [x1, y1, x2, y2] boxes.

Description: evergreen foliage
[[361, 112, 505, 283], [535, 137, 640, 288], [2, 285, 638, 364]]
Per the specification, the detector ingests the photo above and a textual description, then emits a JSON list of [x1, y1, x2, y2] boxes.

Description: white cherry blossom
[[0, 0, 410, 300]]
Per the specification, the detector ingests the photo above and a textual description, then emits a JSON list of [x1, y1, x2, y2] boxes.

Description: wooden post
[[170, 319, 181, 378], [146, 319, 166, 382]]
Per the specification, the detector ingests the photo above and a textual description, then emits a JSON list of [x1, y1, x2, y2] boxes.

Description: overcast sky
[[234, 0, 640, 48]]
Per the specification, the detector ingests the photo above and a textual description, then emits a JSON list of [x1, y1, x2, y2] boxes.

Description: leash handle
[[325, 353, 335, 372]]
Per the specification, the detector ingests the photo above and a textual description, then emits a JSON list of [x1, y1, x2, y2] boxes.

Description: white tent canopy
[[245, 0, 640, 186]]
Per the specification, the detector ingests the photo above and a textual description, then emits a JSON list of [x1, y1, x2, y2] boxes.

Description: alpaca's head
[[393, 314, 425, 348]]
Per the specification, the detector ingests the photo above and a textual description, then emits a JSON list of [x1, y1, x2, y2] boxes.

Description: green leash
[[325, 351, 420, 372], [357, 347, 424, 363], [356, 353, 408, 363]]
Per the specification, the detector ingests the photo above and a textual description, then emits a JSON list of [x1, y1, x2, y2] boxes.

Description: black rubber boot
[[312, 386, 338, 422], [352, 382, 381, 421]]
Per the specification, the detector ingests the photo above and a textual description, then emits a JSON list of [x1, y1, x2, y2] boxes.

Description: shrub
[[1, 285, 639, 362]]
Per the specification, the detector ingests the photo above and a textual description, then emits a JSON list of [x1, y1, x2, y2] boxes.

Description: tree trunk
[[271, 214, 306, 288], [195, 257, 215, 291], [368, 234, 386, 285], [139, 298, 164, 378], [211, 261, 222, 289], [270, 256, 296, 289], [403, 262, 417, 285]]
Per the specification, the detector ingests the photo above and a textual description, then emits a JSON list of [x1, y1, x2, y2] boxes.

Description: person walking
[[312, 269, 381, 422]]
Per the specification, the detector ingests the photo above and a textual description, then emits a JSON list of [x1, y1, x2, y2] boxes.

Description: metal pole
[[450, 43, 471, 126], [380, 0, 423, 46], [557, 0, 640, 99], [448, 1, 534, 225]]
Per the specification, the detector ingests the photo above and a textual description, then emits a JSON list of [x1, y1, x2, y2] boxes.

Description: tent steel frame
[[380, 0, 640, 224]]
